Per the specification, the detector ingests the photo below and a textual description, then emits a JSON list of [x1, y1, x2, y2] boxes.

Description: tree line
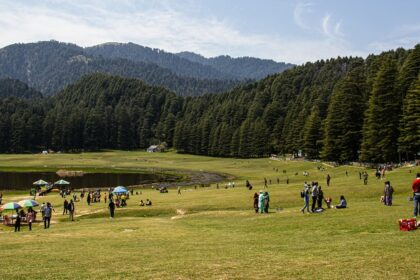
[[0, 45, 419, 163]]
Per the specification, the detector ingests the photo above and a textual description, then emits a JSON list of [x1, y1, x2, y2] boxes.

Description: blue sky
[[0, 0, 419, 64]]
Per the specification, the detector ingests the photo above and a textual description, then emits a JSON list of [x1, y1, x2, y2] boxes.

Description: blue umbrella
[[112, 186, 128, 194]]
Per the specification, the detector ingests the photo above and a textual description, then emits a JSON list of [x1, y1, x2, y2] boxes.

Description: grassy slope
[[0, 151, 419, 279]]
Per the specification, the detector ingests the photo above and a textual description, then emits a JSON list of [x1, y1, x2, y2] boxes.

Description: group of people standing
[[62, 199, 75, 221], [253, 191, 270, 213]]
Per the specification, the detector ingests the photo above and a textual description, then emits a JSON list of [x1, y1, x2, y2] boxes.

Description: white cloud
[[0, 0, 367, 64], [293, 2, 313, 30]]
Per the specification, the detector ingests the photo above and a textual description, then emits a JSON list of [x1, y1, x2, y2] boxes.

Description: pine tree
[[398, 75, 420, 159], [303, 106, 322, 159], [322, 65, 367, 162], [360, 57, 399, 162]]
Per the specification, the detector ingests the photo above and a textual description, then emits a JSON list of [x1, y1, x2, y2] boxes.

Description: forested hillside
[[0, 78, 42, 99], [0, 45, 419, 163], [0, 41, 241, 96], [177, 51, 294, 80], [85, 43, 235, 80], [85, 43, 294, 81]]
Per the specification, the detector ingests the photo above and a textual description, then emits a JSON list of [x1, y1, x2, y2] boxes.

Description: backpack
[[300, 191, 305, 198]]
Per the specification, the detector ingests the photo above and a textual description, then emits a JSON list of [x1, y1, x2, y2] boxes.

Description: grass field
[[0, 151, 419, 279]]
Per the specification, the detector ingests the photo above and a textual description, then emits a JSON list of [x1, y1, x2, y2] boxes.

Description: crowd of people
[[3, 169, 420, 233]]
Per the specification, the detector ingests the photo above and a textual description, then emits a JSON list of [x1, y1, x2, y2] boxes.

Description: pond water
[[0, 171, 177, 190]]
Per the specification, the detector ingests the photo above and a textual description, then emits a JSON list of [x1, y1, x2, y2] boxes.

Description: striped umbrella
[[0, 202, 22, 212], [18, 199, 39, 208]]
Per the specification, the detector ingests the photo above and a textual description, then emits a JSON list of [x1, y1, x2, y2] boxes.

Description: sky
[[0, 0, 419, 64]]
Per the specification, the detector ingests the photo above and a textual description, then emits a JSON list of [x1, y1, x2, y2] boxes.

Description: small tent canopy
[[33, 179, 48, 186], [54, 179, 70, 185], [112, 186, 128, 194]]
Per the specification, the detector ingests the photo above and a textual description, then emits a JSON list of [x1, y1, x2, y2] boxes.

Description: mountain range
[[0, 41, 294, 96]]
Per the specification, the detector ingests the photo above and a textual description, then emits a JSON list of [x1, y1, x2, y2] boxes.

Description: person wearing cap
[[412, 173, 420, 218]]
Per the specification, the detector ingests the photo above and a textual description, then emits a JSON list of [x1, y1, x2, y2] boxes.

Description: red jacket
[[412, 178, 420, 193]]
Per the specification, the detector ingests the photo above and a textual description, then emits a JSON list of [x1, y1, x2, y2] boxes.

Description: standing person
[[326, 174, 331, 187], [384, 181, 394, 206], [412, 173, 420, 218], [108, 199, 115, 219], [263, 192, 270, 213], [311, 182, 319, 212], [26, 207, 34, 231], [63, 199, 68, 215], [40, 202, 46, 221], [68, 199, 75, 221], [43, 202, 53, 229], [258, 191, 265, 214], [14, 210, 21, 232], [0, 191, 3, 205], [359, 172, 362, 180], [264, 178, 268, 188], [253, 193, 259, 213], [277, 177, 280, 184], [178, 186, 181, 195], [87, 192, 91, 206], [317, 186, 324, 210], [104, 194, 107, 204], [301, 182, 310, 213], [363, 172, 368, 185]]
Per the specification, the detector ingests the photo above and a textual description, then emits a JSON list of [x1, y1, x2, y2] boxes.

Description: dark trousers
[[28, 222, 32, 231], [414, 195, 420, 217], [311, 197, 317, 211], [14, 222, 21, 232], [317, 198, 323, 209], [44, 217, 51, 229], [110, 209, 114, 218]]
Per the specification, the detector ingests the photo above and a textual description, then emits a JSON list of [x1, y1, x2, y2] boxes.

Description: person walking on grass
[[253, 193, 259, 213], [68, 199, 75, 221], [258, 191, 265, 213], [326, 174, 331, 187], [178, 186, 181, 195], [301, 182, 310, 213], [44, 202, 54, 229], [87, 192, 91, 206], [26, 207, 35, 231], [311, 182, 319, 212], [108, 199, 115, 219], [63, 199, 68, 215], [384, 181, 394, 206], [412, 173, 420, 218], [317, 186, 324, 210], [263, 192, 270, 213], [14, 210, 21, 232]]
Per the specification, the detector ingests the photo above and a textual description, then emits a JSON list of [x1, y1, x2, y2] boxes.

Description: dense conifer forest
[[0, 45, 419, 163]]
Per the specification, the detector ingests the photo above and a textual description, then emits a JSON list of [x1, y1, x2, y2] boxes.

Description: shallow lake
[[0, 171, 177, 190]]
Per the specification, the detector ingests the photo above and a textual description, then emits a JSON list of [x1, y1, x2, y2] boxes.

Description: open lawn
[[0, 151, 419, 279]]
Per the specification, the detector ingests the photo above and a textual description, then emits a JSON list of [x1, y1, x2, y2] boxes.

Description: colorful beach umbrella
[[54, 179, 70, 185], [33, 179, 48, 185], [0, 202, 22, 211], [18, 199, 39, 208]]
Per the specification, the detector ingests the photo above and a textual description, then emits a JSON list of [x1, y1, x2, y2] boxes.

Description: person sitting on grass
[[336, 195, 347, 209], [146, 199, 152, 206], [325, 197, 332, 209], [139, 200, 145, 206]]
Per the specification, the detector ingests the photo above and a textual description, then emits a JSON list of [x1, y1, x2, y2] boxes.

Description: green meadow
[[0, 151, 419, 279]]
